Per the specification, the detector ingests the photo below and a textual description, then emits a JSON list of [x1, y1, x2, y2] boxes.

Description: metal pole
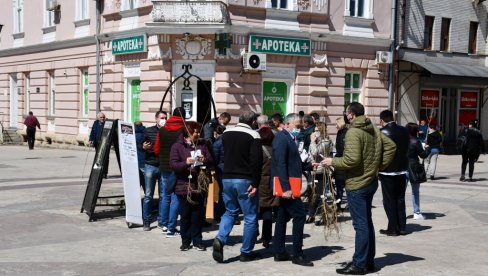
[[388, 0, 398, 111], [95, 0, 101, 115]]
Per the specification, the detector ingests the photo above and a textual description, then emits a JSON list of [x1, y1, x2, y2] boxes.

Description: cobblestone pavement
[[0, 145, 487, 275]]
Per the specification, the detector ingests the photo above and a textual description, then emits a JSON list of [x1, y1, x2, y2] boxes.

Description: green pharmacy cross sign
[[112, 35, 147, 55], [249, 35, 311, 56]]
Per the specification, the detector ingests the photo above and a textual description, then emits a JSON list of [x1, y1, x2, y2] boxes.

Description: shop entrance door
[[197, 80, 212, 125], [9, 75, 18, 128], [440, 88, 457, 144]]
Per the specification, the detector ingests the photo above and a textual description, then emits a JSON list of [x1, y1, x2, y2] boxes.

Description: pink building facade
[[0, 0, 392, 145]]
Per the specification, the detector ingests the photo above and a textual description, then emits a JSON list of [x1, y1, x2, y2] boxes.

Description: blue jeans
[[142, 164, 162, 223], [159, 171, 178, 232], [410, 182, 421, 214], [347, 178, 378, 269], [216, 178, 258, 254]]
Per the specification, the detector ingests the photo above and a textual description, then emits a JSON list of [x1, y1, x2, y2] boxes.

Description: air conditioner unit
[[46, 0, 60, 11], [243, 53, 267, 71], [375, 51, 392, 64]]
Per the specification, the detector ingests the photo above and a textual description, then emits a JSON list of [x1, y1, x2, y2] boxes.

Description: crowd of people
[[85, 102, 485, 275]]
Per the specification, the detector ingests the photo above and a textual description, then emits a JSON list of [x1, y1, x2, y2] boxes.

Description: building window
[[344, 72, 361, 109], [49, 72, 56, 116], [44, 4, 55, 27], [423, 16, 434, 50], [271, 0, 288, 9], [25, 73, 30, 112], [81, 70, 89, 118], [13, 0, 23, 34], [440, 18, 451, 52], [121, 0, 137, 11], [76, 0, 89, 21], [345, 0, 373, 18], [349, 0, 364, 17], [468, 22, 478, 54]]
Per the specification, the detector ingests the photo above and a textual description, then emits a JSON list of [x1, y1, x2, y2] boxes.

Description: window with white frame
[[271, 0, 288, 9], [49, 72, 56, 116], [121, 0, 138, 11], [13, 0, 24, 34], [25, 73, 31, 112], [44, 2, 55, 28], [344, 72, 361, 109], [76, 0, 89, 21], [345, 0, 373, 19], [81, 70, 89, 118]]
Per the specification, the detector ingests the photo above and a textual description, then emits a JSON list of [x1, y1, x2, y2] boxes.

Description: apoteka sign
[[249, 35, 311, 56], [112, 35, 147, 55]]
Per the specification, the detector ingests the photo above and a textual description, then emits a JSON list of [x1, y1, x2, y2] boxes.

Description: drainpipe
[[388, 0, 398, 111], [95, 0, 101, 115]]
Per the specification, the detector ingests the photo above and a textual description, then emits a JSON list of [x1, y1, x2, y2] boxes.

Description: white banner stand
[[117, 121, 143, 226]]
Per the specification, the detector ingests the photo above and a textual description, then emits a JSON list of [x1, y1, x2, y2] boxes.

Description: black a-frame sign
[[81, 119, 121, 221]]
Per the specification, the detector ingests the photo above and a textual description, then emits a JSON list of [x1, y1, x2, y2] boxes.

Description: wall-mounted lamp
[[0, 24, 3, 33], [36, 87, 40, 93]]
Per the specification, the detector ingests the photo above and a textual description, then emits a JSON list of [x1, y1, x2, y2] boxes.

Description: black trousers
[[178, 194, 203, 246], [461, 153, 477, 178], [26, 127, 36, 149], [273, 198, 306, 256], [260, 207, 276, 242], [379, 174, 407, 233]]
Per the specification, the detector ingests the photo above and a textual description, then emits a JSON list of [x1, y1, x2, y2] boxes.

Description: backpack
[[456, 132, 467, 152]]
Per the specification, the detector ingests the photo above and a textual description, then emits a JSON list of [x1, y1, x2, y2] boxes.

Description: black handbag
[[409, 162, 427, 183]]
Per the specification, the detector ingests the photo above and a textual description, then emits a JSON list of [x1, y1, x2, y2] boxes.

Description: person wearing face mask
[[141, 110, 168, 231], [323, 103, 396, 275], [153, 107, 186, 236], [307, 121, 333, 224], [271, 113, 314, 267]]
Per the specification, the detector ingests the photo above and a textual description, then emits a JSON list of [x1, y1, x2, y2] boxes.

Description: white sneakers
[[413, 213, 425, 220]]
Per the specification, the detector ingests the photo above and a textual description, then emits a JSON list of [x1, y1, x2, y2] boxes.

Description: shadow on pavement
[[407, 223, 432, 233], [303, 245, 344, 261], [375, 252, 425, 270]]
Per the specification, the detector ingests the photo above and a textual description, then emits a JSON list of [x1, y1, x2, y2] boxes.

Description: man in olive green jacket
[[324, 102, 396, 275]]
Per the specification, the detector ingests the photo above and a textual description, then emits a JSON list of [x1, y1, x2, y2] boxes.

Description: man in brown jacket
[[324, 102, 396, 275]]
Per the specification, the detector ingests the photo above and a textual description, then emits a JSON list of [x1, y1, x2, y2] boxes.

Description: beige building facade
[[0, 0, 392, 145]]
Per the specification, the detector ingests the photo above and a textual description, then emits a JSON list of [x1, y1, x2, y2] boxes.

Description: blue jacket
[[271, 129, 302, 192], [89, 120, 104, 148], [212, 136, 224, 172]]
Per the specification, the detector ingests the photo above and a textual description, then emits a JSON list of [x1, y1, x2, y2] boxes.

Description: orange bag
[[273, 176, 302, 198]]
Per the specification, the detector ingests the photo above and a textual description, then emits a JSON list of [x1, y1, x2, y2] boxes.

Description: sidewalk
[[0, 145, 487, 275]]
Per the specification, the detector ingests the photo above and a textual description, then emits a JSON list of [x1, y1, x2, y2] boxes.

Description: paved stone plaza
[[0, 145, 487, 275]]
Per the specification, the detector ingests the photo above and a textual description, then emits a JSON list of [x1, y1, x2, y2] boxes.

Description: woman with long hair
[[405, 122, 430, 220], [307, 121, 333, 224]]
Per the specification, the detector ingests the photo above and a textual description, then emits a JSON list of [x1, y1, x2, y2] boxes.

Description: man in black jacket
[[202, 112, 231, 143], [460, 121, 486, 182], [141, 111, 168, 231], [212, 110, 262, 263], [378, 110, 410, 236]]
